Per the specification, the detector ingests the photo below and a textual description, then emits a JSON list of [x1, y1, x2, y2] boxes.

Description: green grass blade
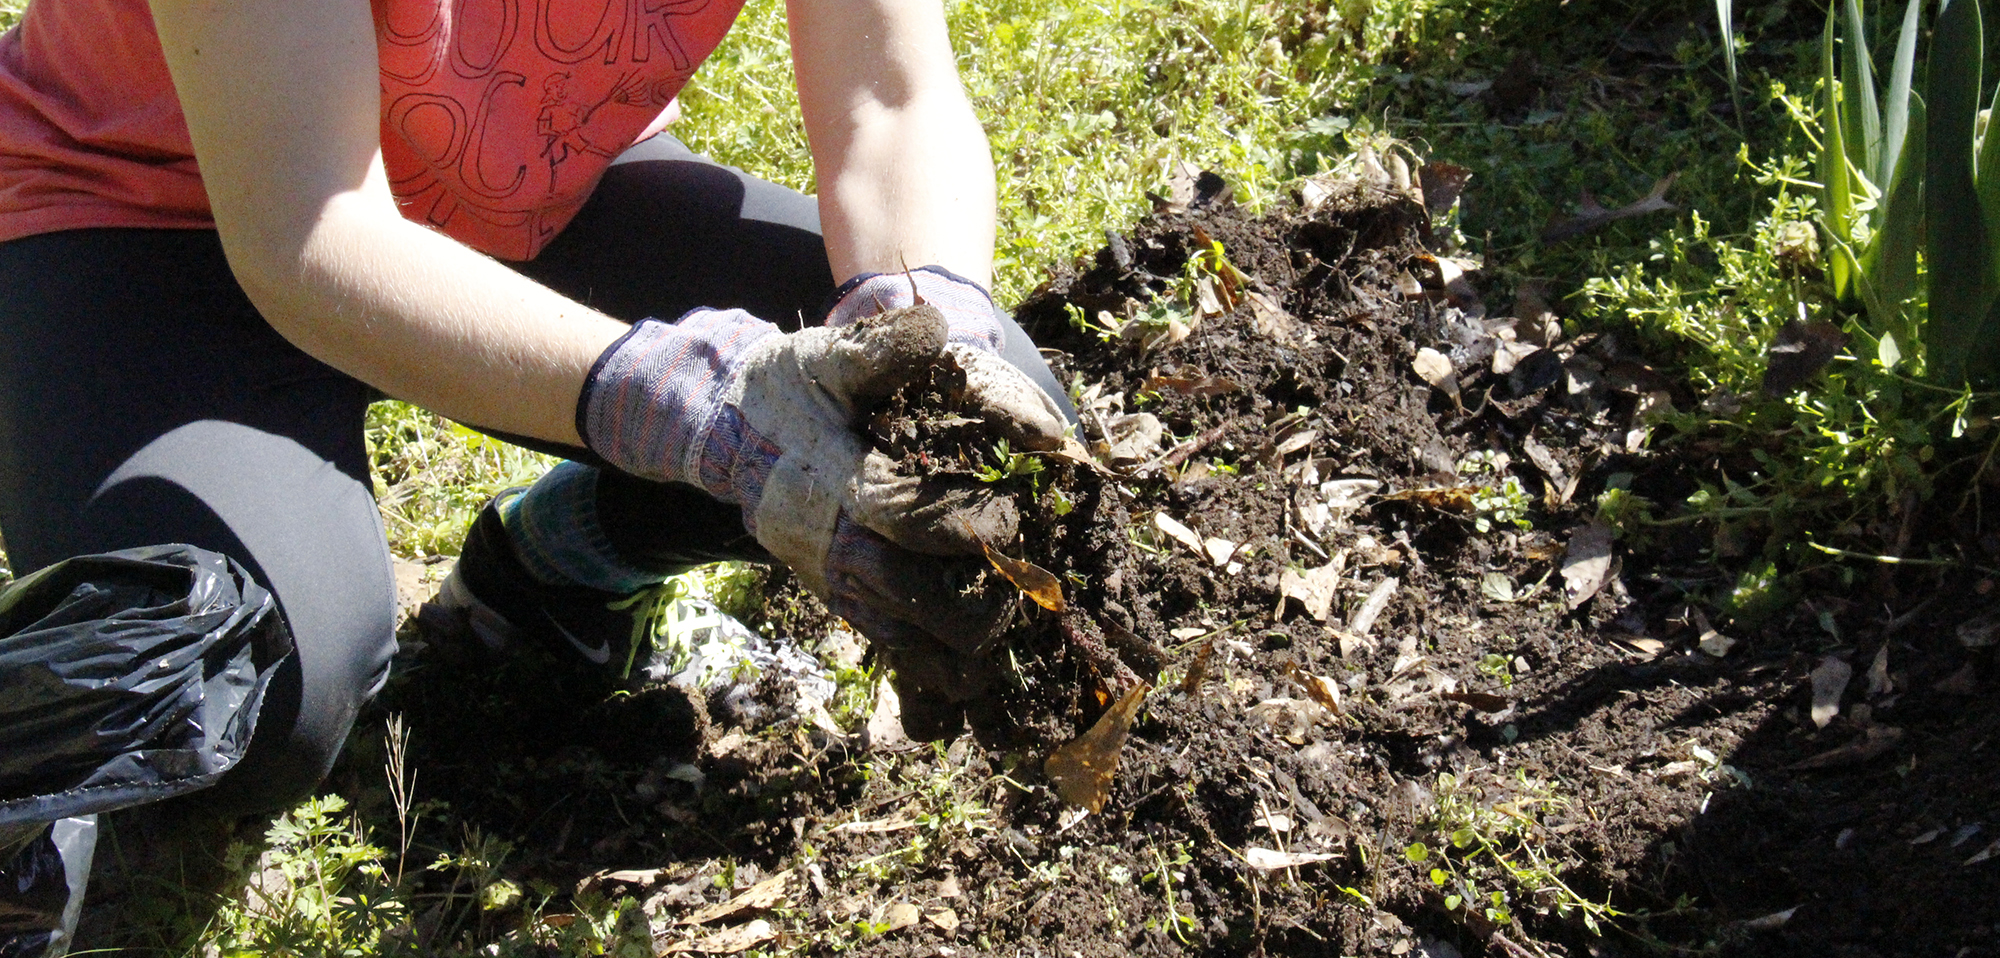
[[1841, 0, 1883, 181], [1822, 8, 1859, 304], [1925, 0, 1992, 381], [1879, 0, 1923, 190]]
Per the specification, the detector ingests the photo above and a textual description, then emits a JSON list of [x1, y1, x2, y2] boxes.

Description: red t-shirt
[[0, 0, 748, 260]]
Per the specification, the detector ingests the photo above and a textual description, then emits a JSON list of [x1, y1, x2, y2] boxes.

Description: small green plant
[[974, 437, 1048, 488], [1470, 476, 1533, 533], [211, 796, 401, 956], [1143, 841, 1199, 945], [1415, 772, 1625, 936]]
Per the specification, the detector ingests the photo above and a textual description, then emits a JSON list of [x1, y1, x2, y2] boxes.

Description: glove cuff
[[577, 311, 781, 487], [826, 266, 1005, 353]]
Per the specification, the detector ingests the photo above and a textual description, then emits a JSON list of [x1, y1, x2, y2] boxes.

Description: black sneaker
[[416, 489, 677, 686]]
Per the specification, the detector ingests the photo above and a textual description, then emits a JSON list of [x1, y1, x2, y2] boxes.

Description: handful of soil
[[860, 338, 1162, 750]]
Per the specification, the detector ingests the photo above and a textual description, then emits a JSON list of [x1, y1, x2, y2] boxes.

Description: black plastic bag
[[0, 818, 94, 958], [0, 545, 290, 957], [0, 544, 291, 823]]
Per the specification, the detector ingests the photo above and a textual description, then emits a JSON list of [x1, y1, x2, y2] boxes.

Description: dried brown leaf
[[978, 539, 1064, 612], [1278, 560, 1344, 622], [1412, 348, 1458, 395], [1143, 374, 1241, 398], [1560, 521, 1616, 609], [679, 871, 792, 926], [1541, 172, 1678, 243], [664, 919, 777, 954], [1787, 725, 1904, 770], [1809, 656, 1853, 729], [1045, 683, 1151, 813], [1441, 691, 1511, 713]]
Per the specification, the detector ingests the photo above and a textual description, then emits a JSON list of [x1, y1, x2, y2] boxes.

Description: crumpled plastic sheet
[[0, 544, 291, 826], [0, 817, 94, 958], [635, 597, 834, 728]]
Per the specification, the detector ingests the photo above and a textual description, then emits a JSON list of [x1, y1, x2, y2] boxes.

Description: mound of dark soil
[[360, 172, 2000, 958]]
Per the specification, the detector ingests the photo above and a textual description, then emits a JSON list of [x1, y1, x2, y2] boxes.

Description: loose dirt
[[360, 170, 2000, 958]]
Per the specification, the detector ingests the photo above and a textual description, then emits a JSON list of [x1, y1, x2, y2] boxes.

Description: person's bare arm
[[788, 0, 997, 288], [147, 0, 629, 446]]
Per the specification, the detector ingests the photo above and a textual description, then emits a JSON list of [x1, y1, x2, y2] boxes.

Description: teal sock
[[497, 461, 667, 595]]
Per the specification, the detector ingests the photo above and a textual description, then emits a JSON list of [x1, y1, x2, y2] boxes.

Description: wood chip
[[1441, 690, 1510, 713], [927, 908, 962, 933], [1154, 512, 1206, 554], [679, 871, 792, 926], [1045, 684, 1151, 813], [1347, 576, 1400, 636], [880, 902, 921, 933]]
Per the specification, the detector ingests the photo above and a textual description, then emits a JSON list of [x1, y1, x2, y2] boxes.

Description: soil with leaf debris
[[344, 170, 2000, 958]]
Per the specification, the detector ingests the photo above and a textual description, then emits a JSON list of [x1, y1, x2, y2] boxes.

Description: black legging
[[0, 134, 1068, 817]]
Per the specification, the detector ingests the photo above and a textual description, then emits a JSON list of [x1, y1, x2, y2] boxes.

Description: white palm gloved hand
[[578, 292, 1067, 739]]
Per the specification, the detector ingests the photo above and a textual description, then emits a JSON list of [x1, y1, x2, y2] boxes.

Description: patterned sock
[[496, 461, 666, 595]]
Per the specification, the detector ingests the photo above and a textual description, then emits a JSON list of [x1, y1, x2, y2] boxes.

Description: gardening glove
[[578, 304, 1068, 738], [826, 266, 1006, 354]]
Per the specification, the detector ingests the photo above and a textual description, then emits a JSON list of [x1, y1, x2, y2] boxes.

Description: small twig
[[1061, 609, 1143, 692], [1137, 423, 1231, 475]]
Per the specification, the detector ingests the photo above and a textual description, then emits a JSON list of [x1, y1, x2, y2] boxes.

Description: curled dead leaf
[[1045, 683, 1151, 813], [679, 870, 792, 926]]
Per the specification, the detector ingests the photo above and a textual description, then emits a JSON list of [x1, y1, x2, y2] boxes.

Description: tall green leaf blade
[[1717, 0, 1738, 87], [1981, 76, 2000, 293], [1842, 0, 1883, 181], [1822, 9, 1860, 305], [1926, 0, 1991, 382], [1861, 94, 1926, 335], [1879, 0, 1923, 190]]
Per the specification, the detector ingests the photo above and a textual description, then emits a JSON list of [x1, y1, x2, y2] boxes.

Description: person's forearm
[[237, 186, 629, 447], [789, 0, 997, 287], [150, 0, 627, 448]]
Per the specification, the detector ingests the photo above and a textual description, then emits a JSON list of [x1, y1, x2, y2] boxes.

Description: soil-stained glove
[[578, 304, 1068, 738], [826, 266, 1005, 354]]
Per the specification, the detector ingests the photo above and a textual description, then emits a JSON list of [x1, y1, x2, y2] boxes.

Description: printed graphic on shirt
[[375, 0, 747, 260]]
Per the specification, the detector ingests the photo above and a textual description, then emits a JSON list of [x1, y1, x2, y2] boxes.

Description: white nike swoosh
[[548, 615, 612, 665]]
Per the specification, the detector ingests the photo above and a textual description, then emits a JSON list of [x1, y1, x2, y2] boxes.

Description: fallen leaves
[[1560, 521, 1616, 609], [1046, 683, 1151, 813], [1278, 558, 1344, 622], [1540, 173, 1678, 243]]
